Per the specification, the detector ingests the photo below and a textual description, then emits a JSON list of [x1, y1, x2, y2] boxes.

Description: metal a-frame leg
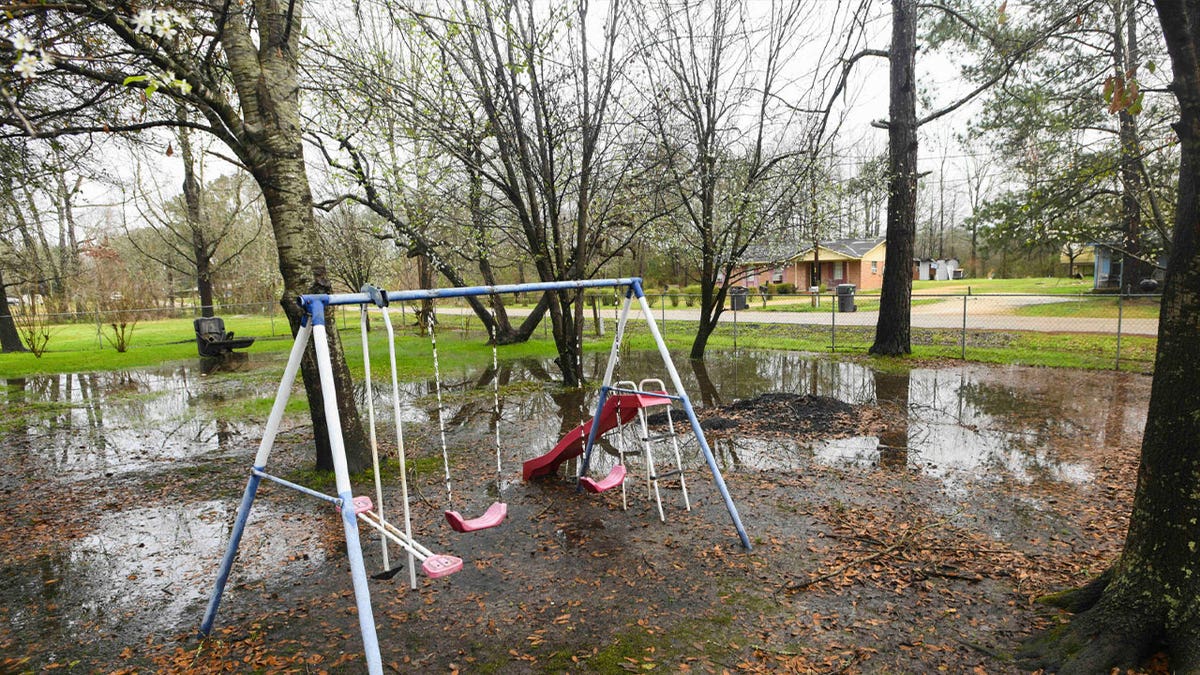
[[201, 321, 312, 636]]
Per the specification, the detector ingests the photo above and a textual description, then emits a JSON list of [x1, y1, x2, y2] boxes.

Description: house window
[[833, 261, 843, 280], [772, 266, 784, 283], [871, 261, 878, 274]]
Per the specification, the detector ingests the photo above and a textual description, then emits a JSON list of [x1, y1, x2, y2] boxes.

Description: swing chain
[[427, 305, 454, 507]]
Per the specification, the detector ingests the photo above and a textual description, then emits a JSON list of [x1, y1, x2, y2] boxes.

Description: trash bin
[[729, 286, 749, 310], [835, 284, 856, 312]]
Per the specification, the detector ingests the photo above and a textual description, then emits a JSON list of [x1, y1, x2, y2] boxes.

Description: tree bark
[[224, 0, 369, 472], [178, 117, 215, 318], [871, 0, 918, 356], [1116, 0, 1151, 289], [1021, 2, 1200, 670], [0, 268, 26, 352]]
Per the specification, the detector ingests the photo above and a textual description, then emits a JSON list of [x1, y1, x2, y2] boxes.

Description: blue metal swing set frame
[[199, 277, 749, 674]]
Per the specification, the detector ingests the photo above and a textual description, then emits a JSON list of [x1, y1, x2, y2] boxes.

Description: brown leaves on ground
[[650, 392, 886, 442]]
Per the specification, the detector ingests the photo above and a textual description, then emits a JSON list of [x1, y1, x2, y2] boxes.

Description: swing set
[[199, 278, 749, 675]]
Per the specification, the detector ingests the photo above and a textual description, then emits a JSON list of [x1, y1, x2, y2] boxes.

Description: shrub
[[776, 282, 796, 295], [669, 291, 681, 307]]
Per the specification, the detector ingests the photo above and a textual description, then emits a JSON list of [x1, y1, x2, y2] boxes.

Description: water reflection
[[2, 366, 267, 480], [525, 352, 1142, 487], [1, 501, 326, 646], [3, 349, 1145, 493]]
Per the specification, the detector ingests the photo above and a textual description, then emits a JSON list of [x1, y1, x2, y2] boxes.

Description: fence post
[[95, 305, 103, 349], [732, 302, 738, 350], [961, 295, 968, 360], [1115, 292, 1123, 371], [830, 292, 836, 352]]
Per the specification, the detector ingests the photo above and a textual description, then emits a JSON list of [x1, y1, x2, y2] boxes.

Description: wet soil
[[659, 392, 885, 441], [0, 353, 1151, 673]]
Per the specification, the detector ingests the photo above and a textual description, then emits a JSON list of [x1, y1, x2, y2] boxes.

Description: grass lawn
[[910, 276, 1096, 295], [1012, 296, 1161, 319], [1, 294, 1157, 379]]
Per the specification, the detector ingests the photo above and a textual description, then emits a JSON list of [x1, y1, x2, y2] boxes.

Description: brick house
[[737, 237, 887, 291]]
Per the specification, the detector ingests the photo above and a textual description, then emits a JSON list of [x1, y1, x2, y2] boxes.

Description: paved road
[[438, 295, 1158, 337]]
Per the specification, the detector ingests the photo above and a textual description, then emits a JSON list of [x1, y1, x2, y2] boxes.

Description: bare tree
[[320, 0, 648, 384], [635, 0, 825, 360], [868, 0, 1091, 355], [124, 128, 265, 318], [0, 0, 371, 470]]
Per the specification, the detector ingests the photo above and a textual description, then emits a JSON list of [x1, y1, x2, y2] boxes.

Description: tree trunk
[[1117, 0, 1152, 289], [690, 316, 718, 362], [178, 114, 215, 319], [230, 1, 369, 472], [870, 0, 918, 356], [0, 268, 26, 353], [690, 265, 728, 361], [259, 152, 368, 473], [1021, 2, 1200, 670], [547, 288, 583, 386]]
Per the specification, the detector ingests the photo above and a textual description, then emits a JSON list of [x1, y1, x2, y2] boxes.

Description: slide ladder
[[631, 379, 691, 522]]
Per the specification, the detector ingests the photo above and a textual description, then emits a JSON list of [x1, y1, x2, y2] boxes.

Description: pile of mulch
[[648, 392, 886, 442]]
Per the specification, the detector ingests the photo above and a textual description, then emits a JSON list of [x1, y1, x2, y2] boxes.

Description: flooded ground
[[0, 349, 1149, 673]]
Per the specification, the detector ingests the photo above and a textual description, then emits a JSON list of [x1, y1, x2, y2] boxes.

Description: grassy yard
[[1012, 296, 1161, 319], [910, 276, 1096, 295], [0, 295, 1157, 379]]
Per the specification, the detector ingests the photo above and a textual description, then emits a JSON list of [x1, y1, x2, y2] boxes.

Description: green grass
[[0, 291, 1157, 381], [1012, 297, 1161, 319], [910, 276, 1096, 295]]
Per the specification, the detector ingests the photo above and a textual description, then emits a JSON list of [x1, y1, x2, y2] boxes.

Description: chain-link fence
[[7, 291, 1160, 372]]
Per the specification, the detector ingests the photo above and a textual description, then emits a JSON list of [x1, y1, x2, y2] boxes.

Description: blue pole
[[199, 469, 262, 636], [299, 277, 642, 309], [201, 318, 312, 636], [576, 385, 612, 488], [629, 279, 752, 550]]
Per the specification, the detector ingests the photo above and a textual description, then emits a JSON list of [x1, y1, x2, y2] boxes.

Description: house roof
[[742, 236, 885, 265]]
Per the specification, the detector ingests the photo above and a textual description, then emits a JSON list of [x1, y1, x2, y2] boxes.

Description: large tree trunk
[[225, 0, 369, 473], [257, 152, 369, 473], [870, 0, 918, 356], [0, 268, 25, 353], [1021, 2, 1200, 671]]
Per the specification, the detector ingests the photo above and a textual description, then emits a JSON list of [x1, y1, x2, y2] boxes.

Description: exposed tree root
[[1019, 601, 1162, 674], [1037, 568, 1112, 613]]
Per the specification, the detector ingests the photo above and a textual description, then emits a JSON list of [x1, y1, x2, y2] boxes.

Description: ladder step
[[651, 469, 682, 481]]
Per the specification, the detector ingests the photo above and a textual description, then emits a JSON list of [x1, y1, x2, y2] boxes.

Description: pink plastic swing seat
[[421, 554, 464, 578], [580, 464, 627, 494], [444, 501, 508, 533], [336, 495, 375, 515]]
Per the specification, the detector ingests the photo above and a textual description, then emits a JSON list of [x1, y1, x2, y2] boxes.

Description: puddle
[[0, 499, 327, 653], [520, 352, 1146, 488], [1, 361, 280, 481], [0, 346, 1151, 664]]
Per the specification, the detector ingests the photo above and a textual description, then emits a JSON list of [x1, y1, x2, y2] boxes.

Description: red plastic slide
[[523, 390, 670, 481]]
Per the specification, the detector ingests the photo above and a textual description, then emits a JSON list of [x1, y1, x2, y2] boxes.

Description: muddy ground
[[0, 355, 1151, 673]]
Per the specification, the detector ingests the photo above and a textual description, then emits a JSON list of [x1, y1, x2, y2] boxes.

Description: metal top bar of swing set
[[298, 277, 643, 313]]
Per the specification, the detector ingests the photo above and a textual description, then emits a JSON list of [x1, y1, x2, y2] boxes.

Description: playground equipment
[[199, 278, 748, 675], [426, 303, 508, 533]]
